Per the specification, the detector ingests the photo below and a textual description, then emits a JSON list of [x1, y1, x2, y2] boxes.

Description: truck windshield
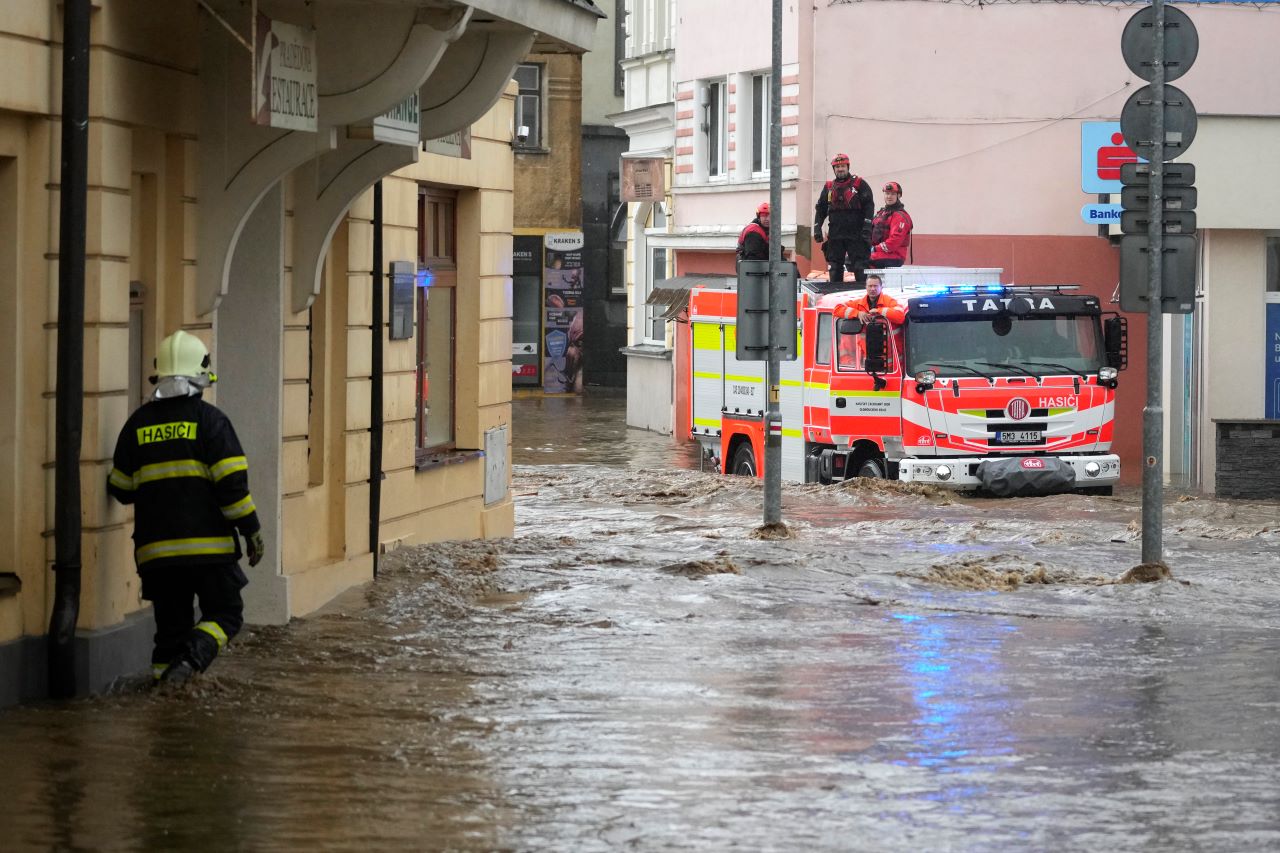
[[906, 314, 1104, 377]]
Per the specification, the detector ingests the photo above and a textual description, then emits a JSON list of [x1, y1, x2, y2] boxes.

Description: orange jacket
[[834, 291, 906, 325]]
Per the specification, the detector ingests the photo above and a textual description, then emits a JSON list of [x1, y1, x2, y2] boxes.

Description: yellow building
[[0, 0, 601, 705]]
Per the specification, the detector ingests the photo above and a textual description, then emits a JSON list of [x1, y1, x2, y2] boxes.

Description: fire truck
[[687, 267, 1129, 496]]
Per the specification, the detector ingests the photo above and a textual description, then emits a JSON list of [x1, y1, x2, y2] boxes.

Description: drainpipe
[[369, 181, 384, 578], [48, 0, 91, 700]]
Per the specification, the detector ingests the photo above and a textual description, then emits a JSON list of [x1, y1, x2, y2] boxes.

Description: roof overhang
[[466, 0, 603, 53]]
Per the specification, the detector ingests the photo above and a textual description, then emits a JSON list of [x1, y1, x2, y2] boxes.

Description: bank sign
[[254, 14, 318, 131], [1080, 121, 1139, 225]]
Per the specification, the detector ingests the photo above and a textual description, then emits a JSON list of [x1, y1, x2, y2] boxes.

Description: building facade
[[611, 0, 678, 432], [635, 0, 1280, 490], [0, 0, 599, 705]]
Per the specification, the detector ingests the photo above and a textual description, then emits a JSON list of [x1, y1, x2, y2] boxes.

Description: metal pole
[[369, 181, 384, 577], [48, 0, 91, 700], [763, 0, 783, 525], [1142, 0, 1166, 564]]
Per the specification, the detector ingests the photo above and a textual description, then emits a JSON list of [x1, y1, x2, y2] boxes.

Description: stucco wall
[[0, 4, 519, 651], [807, 2, 1280, 238], [514, 53, 584, 229], [1199, 229, 1269, 494]]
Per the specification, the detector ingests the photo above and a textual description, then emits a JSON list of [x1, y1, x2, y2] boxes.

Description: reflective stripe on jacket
[[870, 204, 913, 262], [107, 395, 260, 570]]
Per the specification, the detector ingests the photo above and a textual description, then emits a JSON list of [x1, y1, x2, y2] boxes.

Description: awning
[[645, 274, 736, 319]]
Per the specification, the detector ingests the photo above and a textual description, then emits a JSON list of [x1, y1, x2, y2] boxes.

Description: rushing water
[[2, 396, 1278, 850]]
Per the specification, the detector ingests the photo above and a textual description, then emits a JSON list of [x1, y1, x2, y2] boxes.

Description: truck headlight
[[915, 369, 936, 394], [936, 464, 952, 481], [1098, 366, 1118, 387], [1085, 461, 1101, 478]]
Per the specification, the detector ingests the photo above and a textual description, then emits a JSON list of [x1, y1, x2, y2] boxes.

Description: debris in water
[[751, 521, 793, 540], [838, 477, 952, 501], [586, 619, 615, 629], [1126, 560, 1172, 581], [904, 556, 1111, 590], [658, 555, 741, 578]]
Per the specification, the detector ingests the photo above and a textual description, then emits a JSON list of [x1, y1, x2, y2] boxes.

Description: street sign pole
[[764, 0, 783, 526], [1142, 0, 1167, 564]]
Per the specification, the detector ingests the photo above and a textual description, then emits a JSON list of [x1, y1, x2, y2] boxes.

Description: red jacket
[[834, 291, 906, 325], [869, 204, 913, 263]]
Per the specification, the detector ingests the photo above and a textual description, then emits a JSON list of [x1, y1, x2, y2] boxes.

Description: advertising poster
[[512, 236, 543, 384], [543, 232, 585, 393], [1267, 301, 1280, 419]]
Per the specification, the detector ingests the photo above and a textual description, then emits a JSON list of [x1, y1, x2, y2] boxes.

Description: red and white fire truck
[[687, 267, 1129, 495]]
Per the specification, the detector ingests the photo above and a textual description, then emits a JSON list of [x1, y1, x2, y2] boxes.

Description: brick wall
[[1215, 420, 1280, 500]]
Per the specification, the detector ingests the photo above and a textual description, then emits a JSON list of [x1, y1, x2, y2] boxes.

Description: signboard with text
[[253, 13, 317, 131], [543, 232, 585, 393], [621, 157, 665, 202], [1268, 300, 1280, 419]]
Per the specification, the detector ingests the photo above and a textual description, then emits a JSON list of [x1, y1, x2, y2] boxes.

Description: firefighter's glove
[[861, 221, 873, 243], [814, 225, 824, 244], [246, 530, 265, 567]]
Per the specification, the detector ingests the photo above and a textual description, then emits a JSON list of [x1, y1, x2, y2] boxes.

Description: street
[[2, 395, 1279, 851]]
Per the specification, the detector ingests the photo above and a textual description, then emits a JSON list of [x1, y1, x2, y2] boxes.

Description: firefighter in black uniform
[[107, 330, 264, 685], [737, 201, 772, 261], [813, 153, 875, 286]]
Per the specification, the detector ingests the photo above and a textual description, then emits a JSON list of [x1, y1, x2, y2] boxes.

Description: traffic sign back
[[1120, 161, 1195, 187], [1120, 84, 1198, 162], [1121, 5, 1199, 83]]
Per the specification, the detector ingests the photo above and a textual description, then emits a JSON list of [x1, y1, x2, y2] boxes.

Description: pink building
[[655, 0, 1280, 492]]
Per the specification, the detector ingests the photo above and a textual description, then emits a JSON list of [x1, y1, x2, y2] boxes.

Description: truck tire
[[731, 443, 757, 477], [856, 457, 886, 479], [1081, 485, 1113, 496]]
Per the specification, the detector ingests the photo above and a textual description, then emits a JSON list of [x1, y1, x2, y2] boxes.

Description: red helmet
[[756, 201, 770, 217], [830, 153, 850, 169], [883, 181, 903, 195]]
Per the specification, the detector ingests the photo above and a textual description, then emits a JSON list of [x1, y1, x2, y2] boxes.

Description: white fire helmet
[[153, 330, 215, 384]]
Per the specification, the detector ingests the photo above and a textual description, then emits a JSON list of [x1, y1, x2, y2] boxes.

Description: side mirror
[[1103, 316, 1128, 371], [837, 317, 863, 336], [864, 317, 890, 375]]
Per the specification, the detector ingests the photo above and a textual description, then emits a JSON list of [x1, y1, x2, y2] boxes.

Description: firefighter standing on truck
[[107, 330, 264, 686], [869, 181, 914, 269], [737, 201, 772, 261], [814, 153, 875, 285]]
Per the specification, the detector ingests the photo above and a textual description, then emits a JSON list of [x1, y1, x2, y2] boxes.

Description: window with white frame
[[705, 80, 727, 178], [514, 63, 543, 150], [645, 247, 669, 342], [751, 73, 771, 174]]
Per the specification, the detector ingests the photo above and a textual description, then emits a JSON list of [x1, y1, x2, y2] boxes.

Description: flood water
[[3, 395, 1279, 850]]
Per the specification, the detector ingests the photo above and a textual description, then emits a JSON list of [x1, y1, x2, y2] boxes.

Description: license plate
[[997, 430, 1042, 444]]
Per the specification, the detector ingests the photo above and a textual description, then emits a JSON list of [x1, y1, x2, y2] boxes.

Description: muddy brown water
[[2, 396, 1279, 850]]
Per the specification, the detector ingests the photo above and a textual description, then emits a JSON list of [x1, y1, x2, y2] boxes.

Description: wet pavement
[[3, 394, 1280, 850]]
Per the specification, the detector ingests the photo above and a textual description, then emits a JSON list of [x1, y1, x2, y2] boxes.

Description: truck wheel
[[1081, 486, 1113, 496], [856, 457, 886, 479], [731, 443, 757, 477]]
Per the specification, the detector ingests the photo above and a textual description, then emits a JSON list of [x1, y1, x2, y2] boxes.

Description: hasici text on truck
[[687, 267, 1129, 496]]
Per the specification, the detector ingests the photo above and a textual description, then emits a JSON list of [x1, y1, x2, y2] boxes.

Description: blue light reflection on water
[[887, 612, 1019, 807]]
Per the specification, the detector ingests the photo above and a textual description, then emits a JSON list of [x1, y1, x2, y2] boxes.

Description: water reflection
[[513, 394, 700, 470]]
